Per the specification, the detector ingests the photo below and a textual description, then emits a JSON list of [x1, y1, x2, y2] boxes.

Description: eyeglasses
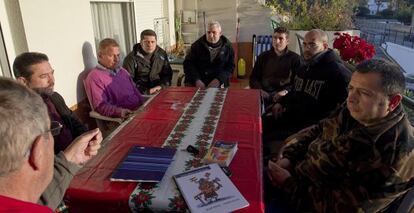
[[302, 42, 319, 49], [24, 121, 61, 158], [50, 121, 63, 136]]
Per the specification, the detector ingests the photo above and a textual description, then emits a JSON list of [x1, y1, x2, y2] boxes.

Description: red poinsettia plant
[[333, 32, 376, 65]]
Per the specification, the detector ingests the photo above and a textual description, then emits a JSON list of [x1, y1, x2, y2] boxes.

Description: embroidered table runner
[[128, 88, 228, 211]]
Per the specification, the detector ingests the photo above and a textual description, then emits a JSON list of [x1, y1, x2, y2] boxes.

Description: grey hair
[[0, 77, 49, 176], [98, 38, 119, 54], [207, 21, 222, 32], [356, 59, 406, 95], [308, 29, 328, 43]]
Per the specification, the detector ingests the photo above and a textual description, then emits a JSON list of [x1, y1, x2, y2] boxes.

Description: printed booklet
[[202, 141, 238, 167], [111, 146, 176, 182], [174, 163, 249, 213]]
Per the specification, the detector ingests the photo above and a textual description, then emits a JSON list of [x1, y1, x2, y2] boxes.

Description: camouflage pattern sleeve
[[282, 122, 324, 165]]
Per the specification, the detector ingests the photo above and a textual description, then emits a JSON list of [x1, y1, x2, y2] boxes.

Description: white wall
[[167, 0, 176, 46], [18, 0, 97, 106], [0, 0, 28, 68], [175, 0, 272, 43], [134, 0, 164, 37], [198, 0, 237, 42]]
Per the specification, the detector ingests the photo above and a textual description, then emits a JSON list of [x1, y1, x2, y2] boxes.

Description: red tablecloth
[[65, 88, 263, 212]]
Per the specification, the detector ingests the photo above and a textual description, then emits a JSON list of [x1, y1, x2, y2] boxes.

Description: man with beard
[[123, 29, 172, 95], [184, 21, 235, 88], [250, 26, 301, 108], [13, 52, 87, 154], [270, 29, 351, 133]]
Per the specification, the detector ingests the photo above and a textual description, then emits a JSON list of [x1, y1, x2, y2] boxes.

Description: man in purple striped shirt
[[85, 38, 145, 118]]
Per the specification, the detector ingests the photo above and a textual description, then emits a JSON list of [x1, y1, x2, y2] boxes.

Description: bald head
[[303, 29, 329, 61]]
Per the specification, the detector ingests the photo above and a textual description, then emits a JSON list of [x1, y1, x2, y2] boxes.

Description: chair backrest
[[252, 34, 272, 67], [83, 78, 95, 111]]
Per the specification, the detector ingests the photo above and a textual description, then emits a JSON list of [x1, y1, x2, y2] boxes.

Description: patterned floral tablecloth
[[65, 87, 263, 213]]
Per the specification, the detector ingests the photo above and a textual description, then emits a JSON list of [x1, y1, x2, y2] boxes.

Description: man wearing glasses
[[269, 29, 351, 134], [184, 21, 235, 88], [13, 52, 87, 154], [123, 29, 173, 95], [0, 78, 102, 212]]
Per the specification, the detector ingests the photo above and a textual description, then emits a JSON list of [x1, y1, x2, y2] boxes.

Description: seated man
[[249, 27, 300, 107], [0, 78, 102, 211], [269, 29, 351, 133], [267, 59, 414, 212], [123, 29, 172, 95], [85, 38, 145, 118], [13, 52, 87, 154], [184, 21, 235, 88]]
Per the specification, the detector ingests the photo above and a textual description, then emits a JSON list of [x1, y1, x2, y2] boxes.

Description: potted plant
[[333, 32, 376, 70]]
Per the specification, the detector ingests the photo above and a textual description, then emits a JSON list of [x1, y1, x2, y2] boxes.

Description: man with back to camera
[[266, 59, 414, 212], [0, 78, 102, 211], [184, 21, 235, 88], [85, 38, 145, 118], [123, 29, 172, 95], [249, 26, 301, 108]]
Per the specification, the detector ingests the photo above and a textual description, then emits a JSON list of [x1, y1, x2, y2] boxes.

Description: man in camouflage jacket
[[267, 59, 414, 212]]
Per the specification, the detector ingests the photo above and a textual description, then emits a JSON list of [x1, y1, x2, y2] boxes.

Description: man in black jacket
[[184, 21, 235, 88], [250, 27, 301, 107], [270, 29, 351, 133], [13, 52, 87, 154], [123, 29, 172, 95]]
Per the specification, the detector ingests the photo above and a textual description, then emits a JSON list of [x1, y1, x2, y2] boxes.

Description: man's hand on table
[[63, 128, 102, 166], [149, 86, 162, 94], [195, 80, 206, 89], [207, 79, 220, 88], [120, 108, 134, 119]]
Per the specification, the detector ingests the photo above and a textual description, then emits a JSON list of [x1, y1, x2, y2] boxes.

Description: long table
[[65, 88, 263, 212]]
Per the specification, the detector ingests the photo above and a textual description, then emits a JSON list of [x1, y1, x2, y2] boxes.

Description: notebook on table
[[111, 146, 176, 182]]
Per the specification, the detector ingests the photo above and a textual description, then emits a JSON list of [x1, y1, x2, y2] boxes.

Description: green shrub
[[356, 6, 371, 17], [266, 0, 357, 30], [396, 7, 413, 25], [380, 8, 395, 18]]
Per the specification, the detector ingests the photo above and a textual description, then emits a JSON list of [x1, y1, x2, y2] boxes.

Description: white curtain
[[91, 2, 136, 59]]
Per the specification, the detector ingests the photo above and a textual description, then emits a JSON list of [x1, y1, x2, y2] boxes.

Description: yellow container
[[237, 58, 246, 78]]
